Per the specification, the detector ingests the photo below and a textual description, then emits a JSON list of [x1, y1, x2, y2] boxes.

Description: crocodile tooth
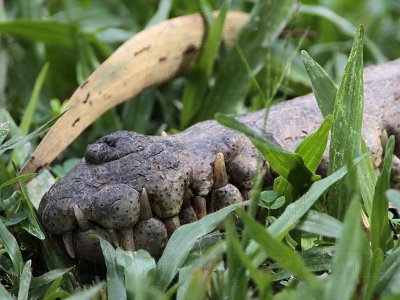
[[213, 152, 228, 189], [179, 206, 198, 224], [62, 231, 76, 258], [139, 188, 153, 220], [73, 205, 91, 231], [117, 227, 135, 251], [381, 129, 388, 151], [192, 196, 207, 219], [163, 216, 181, 236]]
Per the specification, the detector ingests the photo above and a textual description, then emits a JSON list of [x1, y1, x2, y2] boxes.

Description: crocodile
[[38, 59, 400, 264]]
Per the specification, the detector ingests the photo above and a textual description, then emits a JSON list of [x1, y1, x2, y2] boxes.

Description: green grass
[[1, 0, 400, 299]]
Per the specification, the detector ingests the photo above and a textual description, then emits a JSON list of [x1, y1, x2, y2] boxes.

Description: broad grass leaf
[[20, 64, 49, 135], [371, 135, 394, 252], [296, 210, 343, 238], [0, 173, 36, 190], [324, 198, 365, 300], [327, 25, 365, 220], [0, 20, 75, 49], [225, 217, 248, 300], [2, 211, 28, 226], [273, 114, 332, 200], [271, 246, 334, 281], [155, 201, 247, 290], [0, 282, 13, 300], [299, 5, 386, 63], [216, 114, 317, 191], [363, 248, 383, 300], [0, 122, 8, 145], [0, 112, 65, 156], [225, 217, 271, 300], [29, 267, 73, 298], [247, 155, 364, 266], [98, 237, 126, 300], [301, 51, 337, 117], [0, 219, 23, 276], [301, 49, 376, 217], [146, 0, 173, 27], [17, 260, 32, 300], [197, 0, 297, 121], [374, 248, 400, 297], [181, 1, 229, 128], [63, 283, 105, 300], [116, 249, 157, 299], [177, 242, 226, 300], [296, 115, 333, 173], [239, 211, 321, 294]]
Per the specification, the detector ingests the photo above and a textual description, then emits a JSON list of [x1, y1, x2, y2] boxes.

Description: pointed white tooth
[[192, 196, 207, 219], [381, 129, 388, 151], [117, 227, 135, 251], [73, 205, 91, 231], [62, 232, 76, 258], [163, 216, 181, 236], [213, 152, 228, 189], [139, 188, 153, 220]]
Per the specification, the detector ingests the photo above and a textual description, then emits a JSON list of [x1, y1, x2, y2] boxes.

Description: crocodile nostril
[[104, 136, 117, 147]]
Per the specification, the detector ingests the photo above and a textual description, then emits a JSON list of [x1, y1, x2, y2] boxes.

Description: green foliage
[[1, 0, 400, 299]]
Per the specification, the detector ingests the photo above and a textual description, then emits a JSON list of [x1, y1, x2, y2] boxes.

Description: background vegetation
[[0, 0, 400, 299]]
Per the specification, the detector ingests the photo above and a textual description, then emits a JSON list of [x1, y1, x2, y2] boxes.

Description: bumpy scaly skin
[[39, 59, 400, 263]]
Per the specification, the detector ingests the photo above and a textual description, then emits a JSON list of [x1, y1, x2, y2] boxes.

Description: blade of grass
[[98, 237, 126, 300], [327, 25, 365, 220], [146, 0, 173, 27], [0, 122, 8, 144], [177, 242, 226, 300], [116, 249, 156, 299], [301, 50, 376, 216], [64, 283, 105, 300], [216, 114, 318, 191], [180, 1, 229, 129], [29, 267, 73, 295], [363, 248, 383, 300], [0, 173, 36, 190], [371, 135, 394, 253], [225, 217, 271, 300], [0, 111, 65, 156], [156, 201, 247, 290], [374, 248, 400, 296], [225, 217, 247, 300], [19, 63, 49, 135], [0, 219, 23, 276], [0, 283, 12, 300], [197, 0, 296, 121], [239, 210, 322, 294], [274, 114, 332, 200], [247, 155, 365, 266], [300, 51, 337, 119], [296, 210, 343, 238], [299, 5, 386, 63], [0, 20, 76, 49], [17, 260, 32, 300], [324, 198, 365, 300]]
